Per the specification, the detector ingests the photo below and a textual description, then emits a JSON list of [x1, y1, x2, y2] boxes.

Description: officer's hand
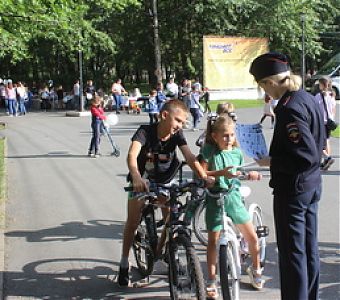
[[248, 171, 262, 181], [255, 156, 271, 167]]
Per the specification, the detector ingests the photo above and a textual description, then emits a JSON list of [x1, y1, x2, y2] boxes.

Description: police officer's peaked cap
[[249, 52, 290, 82]]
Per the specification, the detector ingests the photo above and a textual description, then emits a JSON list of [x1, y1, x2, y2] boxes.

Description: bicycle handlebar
[[124, 178, 206, 194]]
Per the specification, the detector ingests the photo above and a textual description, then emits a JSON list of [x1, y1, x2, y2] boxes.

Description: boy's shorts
[[128, 180, 174, 200], [205, 190, 250, 232]]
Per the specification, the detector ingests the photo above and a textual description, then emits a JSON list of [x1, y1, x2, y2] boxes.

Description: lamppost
[[78, 45, 84, 112], [301, 13, 306, 90]]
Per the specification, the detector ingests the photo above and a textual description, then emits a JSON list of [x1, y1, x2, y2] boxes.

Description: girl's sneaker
[[247, 266, 264, 290], [206, 283, 219, 300]]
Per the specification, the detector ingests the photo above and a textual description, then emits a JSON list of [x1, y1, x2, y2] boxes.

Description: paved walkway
[[0, 106, 339, 299]]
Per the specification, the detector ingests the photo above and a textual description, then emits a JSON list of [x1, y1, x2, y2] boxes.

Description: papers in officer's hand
[[236, 123, 268, 160]]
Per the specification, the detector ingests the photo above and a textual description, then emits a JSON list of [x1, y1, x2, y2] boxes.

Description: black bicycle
[[125, 179, 206, 300]]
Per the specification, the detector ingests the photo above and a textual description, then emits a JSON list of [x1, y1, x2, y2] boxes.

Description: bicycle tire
[[251, 206, 266, 268], [219, 242, 240, 300], [193, 200, 208, 246], [132, 208, 157, 277], [168, 234, 206, 300]]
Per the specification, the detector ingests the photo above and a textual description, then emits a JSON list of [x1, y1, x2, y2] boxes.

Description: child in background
[[199, 115, 264, 299], [88, 96, 106, 158], [189, 84, 202, 131], [259, 94, 275, 128], [148, 89, 159, 124]]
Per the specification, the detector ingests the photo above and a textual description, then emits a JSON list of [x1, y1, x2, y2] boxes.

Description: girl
[[199, 115, 263, 299], [259, 94, 275, 128], [315, 76, 336, 170], [88, 96, 106, 158], [196, 102, 237, 148]]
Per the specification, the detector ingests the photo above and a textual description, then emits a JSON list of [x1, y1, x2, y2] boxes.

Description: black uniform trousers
[[273, 185, 321, 300]]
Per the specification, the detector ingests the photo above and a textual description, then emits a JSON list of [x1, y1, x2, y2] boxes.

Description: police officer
[[249, 52, 325, 300]]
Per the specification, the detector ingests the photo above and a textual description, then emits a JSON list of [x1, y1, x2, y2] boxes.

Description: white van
[[307, 53, 340, 99]]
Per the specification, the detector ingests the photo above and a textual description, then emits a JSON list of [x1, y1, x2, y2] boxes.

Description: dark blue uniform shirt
[[269, 89, 326, 195]]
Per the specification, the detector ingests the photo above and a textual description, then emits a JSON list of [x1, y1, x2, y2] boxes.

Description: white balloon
[[239, 186, 251, 198], [106, 113, 119, 126]]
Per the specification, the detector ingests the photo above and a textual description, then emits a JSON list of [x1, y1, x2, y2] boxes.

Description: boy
[[118, 99, 213, 286]]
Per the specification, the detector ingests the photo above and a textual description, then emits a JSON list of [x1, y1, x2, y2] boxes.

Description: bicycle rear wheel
[[132, 209, 157, 277], [193, 200, 208, 246], [168, 233, 206, 300], [219, 242, 240, 300]]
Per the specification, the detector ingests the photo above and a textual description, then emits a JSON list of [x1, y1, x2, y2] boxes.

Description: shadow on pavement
[[5, 219, 124, 242]]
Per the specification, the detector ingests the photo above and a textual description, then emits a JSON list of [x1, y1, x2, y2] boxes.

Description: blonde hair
[[205, 115, 239, 147], [216, 102, 235, 115], [265, 71, 302, 91]]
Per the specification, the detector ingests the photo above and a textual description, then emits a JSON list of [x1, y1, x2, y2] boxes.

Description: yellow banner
[[203, 36, 268, 89]]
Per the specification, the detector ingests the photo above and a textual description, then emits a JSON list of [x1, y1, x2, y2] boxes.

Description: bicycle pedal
[[256, 226, 269, 237]]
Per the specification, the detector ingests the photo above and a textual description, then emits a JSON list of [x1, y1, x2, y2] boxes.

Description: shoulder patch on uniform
[[286, 122, 300, 143]]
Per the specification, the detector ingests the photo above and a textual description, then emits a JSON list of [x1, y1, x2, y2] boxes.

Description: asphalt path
[[1, 105, 339, 299]]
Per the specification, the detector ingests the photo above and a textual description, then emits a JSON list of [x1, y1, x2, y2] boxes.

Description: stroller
[[102, 114, 120, 157]]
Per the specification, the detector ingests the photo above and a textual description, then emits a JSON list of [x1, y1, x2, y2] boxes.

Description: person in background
[[148, 89, 159, 124], [259, 94, 275, 128], [73, 79, 80, 110], [315, 76, 336, 170], [192, 77, 202, 93], [112, 78, 126, 114], [5, 81, 17, 117], [189, 84, 202, 131], [156, 82, 167, 111], [16, 81, 27, 116], [85, 80, 96, 110], [202, 87, 211, 113], [165, 76, 179, 99], [56, 85, 64, 110], [0, 79, 6, 113], [88, 96, 107, 158], [250, 52, 325, 300]]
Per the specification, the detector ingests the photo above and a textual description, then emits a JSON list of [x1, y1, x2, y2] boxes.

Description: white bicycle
[[190, 179, 269, 300]]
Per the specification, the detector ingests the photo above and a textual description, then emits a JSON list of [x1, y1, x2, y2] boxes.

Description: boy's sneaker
[[321, 156, 334, 171], [87, 151, 92, 157], [118, 266, 129, 287], [247, 266, 264, 290]]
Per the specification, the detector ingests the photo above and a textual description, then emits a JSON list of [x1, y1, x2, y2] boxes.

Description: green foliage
[[0, 0, 339, 89]]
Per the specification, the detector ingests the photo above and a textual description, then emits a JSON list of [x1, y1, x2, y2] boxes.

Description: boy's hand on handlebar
[[132, 177, 149, 192], [203, 176, 215, 188]]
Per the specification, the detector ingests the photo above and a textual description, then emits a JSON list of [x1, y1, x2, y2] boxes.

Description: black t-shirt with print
[[128, 123, 187, 183]]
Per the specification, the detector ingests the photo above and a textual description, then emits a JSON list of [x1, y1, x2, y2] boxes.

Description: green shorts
[[205, 191, 250, 232]]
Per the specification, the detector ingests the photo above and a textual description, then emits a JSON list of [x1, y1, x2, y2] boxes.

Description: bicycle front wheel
[[132, 210, 157, 277], [251, 205, 266, 268], [193, 200, 208, 246], [168, 234, 206, 300], [219, 242, 240, 300]]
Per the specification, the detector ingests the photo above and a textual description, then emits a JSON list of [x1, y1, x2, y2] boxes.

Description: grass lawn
[[208, 99, 263, 111], [331, 126, 340, 138]]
